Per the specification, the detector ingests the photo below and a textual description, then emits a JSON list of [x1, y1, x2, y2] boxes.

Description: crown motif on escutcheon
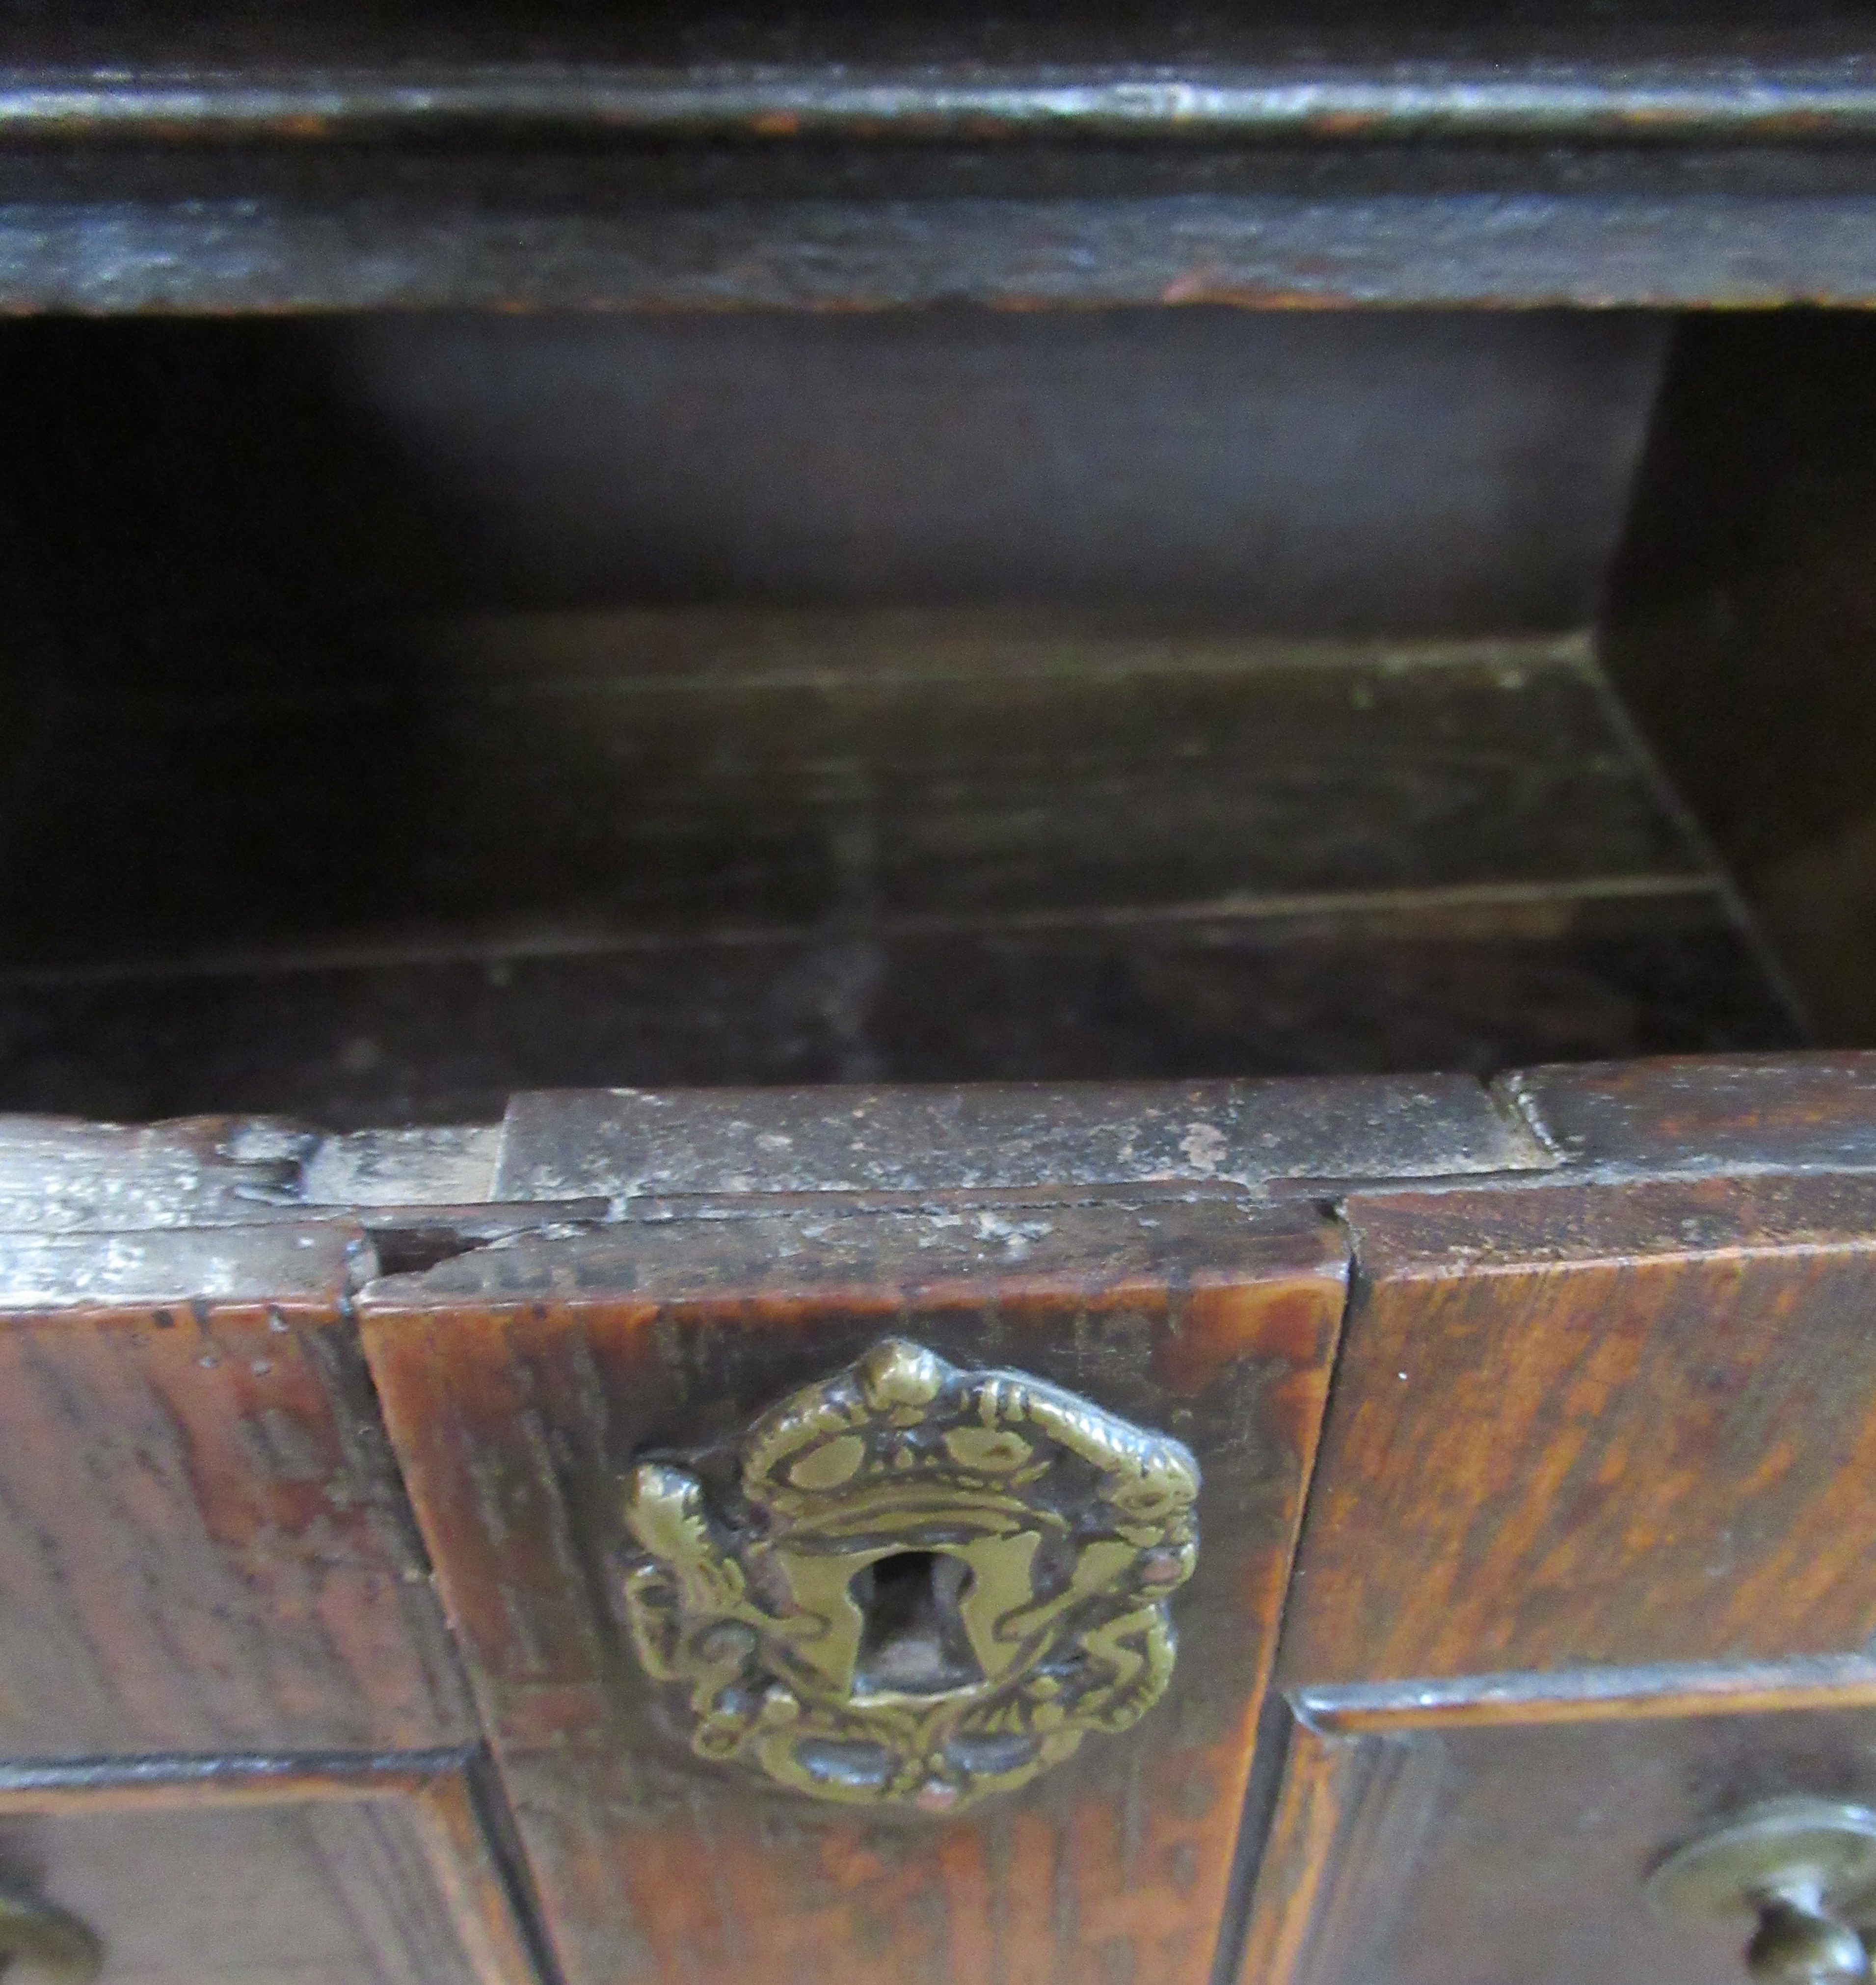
[[617, 1339, 1201, 1815]]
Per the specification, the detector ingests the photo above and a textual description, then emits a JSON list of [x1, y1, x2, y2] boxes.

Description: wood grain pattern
[[0, 1757, 535, 1985], [358, 1196, 1347, 1985], [1243, 1701, 1876, 1985], [0, 603, 1792, 1123], [1282, 1171, 1876, 1688], [0, 894, 1795, 1129], [0, 628, 1706, 970], [1503, 1051, 1876, 1172], [9, 142, 1876, 313], [0, 1225, 474, 1756]]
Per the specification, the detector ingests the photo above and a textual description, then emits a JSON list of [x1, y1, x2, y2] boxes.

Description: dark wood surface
[[4, 5, 1876, 307], [0, 894, 1796, 1128], [0, 613, 1795, 1125], [1604, 311, 1876, 1043], [0, 1757, 536, 1985], [0, 627, 1710, 968], [0, 1224, 475, 1757], [358, 1197, 1347, 1985]]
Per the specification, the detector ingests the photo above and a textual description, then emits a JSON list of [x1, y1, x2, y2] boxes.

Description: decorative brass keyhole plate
[[618, 1339, 1201, 1814]]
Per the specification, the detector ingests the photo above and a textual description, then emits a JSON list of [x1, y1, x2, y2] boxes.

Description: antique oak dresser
[[7, 6, 1876, 1985]]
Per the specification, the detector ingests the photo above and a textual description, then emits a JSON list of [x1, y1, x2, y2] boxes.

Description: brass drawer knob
[[618, 1338, 1200, 1814], [0, 1892, 103, 1984], [1648, 1797, 1876, 1982]]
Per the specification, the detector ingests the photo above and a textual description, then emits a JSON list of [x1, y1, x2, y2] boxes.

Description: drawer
[[1244, 1703, 1876, 1985], [1245, 1061, 1876, 1985], [0, 1759, 535, 1985], [356, 1183, 1349, 1985], [0, 307, 1843, 1126], [0, 1176, 473, 1758], [10, 40, 1876, 1985]]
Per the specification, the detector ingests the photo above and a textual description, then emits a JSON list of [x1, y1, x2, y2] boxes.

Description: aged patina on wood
[[358, 1188, 1350, 1985], [0, 1756, 537, 1985], [0, 1203, 474, 1756], [9, 3, 1876, 308], [1243, 1057, 1876, 1985]]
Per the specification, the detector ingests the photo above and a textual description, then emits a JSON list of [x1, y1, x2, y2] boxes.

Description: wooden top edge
[[1294, 1654, 1876, 1732], [1343, 1168, 1876, 1279], [1499, 1052, 1876, 1172], [11, 1057, 1876, 1243], [354, 1191, 1347, 1310], [492, 1074, 1549, 1203], [8, 28, 1876, 147], [0, 1221, 362, 1313]]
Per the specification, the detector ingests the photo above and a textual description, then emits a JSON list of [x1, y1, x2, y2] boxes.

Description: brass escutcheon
[[0, 1892, 103, 1985], [617, 1339, 1200, 1815], [1647, 1797, 1876, 1982]]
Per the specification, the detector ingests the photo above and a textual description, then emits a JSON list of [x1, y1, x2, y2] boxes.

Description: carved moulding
[[618, 1338, 1201, 1815]]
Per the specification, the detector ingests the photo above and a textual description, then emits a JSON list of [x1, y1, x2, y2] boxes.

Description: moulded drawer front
[[1245, 1703, 1876, 1985], [0, 1776, 533, 1985]]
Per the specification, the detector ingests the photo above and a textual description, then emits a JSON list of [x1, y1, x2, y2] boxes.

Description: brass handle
[[0, 1892, 103, 1984], [618, 1338, 1200, 1814], [1648, 1798, 1876, 1982]]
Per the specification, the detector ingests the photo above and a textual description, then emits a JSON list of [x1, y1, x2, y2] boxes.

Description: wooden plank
[[1281, 1171, 1876, 1688], [358, 1197, 1347, 1985], [3, 11, 1876, 309], [0, 1225, 475, 1756], [1504, 1051, 1876, 1172], [0, 893, 1795, 1128], [13, 150, 1876, 311], [6, 5, 1876, 148], [493, 1074, 1548, 1202], [0, 632, 1707, 971]]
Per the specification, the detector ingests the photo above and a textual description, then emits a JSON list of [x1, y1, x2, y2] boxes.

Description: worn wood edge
[[491, 1074, 1553, 1205], [17, 1056, 1876, 1269], [1207, 1287, 1351, 1985], [412, 1763, 561, 1985], [0, 1747, 479, 1811], [1500, 1051, 1876, 1171], [352, 1193, 1348, 1311], [1233, 1724, 1442, 1985], [1340, 1170, 1876, 1281], [1232, 1716, 1351, 1985], [1292, 1656, 1876, 1735], [9, 56, 1876, 146], [18, 186, 1876, 312], [0, 1747, 541, 1984], [0, 1222, 367, 1312]]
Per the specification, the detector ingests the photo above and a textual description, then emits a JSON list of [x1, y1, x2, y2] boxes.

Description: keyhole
[[850, 1551, 982, 1695]]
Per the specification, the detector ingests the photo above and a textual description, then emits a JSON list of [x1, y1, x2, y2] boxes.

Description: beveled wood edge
[[1234, 1660, 1876, 1984], [0, 1748, 542, 1985], [1293, 1655, 1876, 1735], [1234, 1720, 1444, 1985]]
